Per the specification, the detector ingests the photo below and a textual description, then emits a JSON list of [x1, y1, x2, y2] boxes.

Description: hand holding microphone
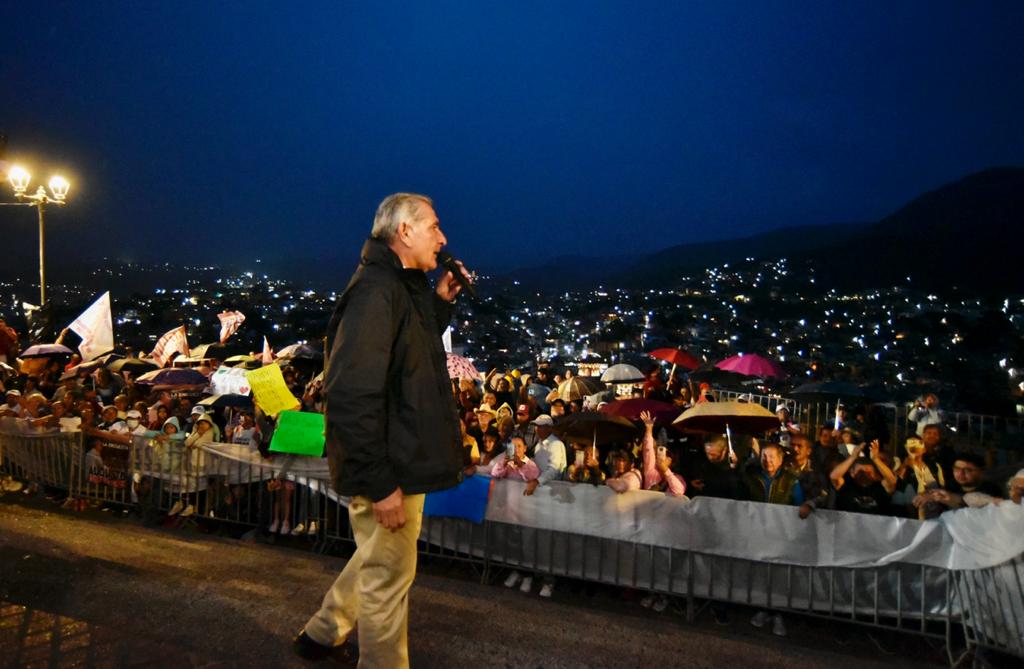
[[436, 250, 476, 299]]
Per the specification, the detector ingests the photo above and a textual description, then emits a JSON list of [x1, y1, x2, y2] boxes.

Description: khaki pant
[[304, 493, 424, 669]]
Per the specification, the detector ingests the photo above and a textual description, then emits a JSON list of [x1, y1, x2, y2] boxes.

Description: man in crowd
[[830, 441, 897, 516], [295, 192, 466, 667], [923, 452, 1003, 511], [745, 442, 802, 637], [688, 434, 746, 501], [512, 403, 538, 452], [909, 393, 946, 436]]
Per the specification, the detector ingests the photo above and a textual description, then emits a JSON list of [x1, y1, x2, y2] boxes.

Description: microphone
[[436, 250, 476, 299]]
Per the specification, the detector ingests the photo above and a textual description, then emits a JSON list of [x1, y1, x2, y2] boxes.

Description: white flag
[[151, 326, 189, 367], [261, 336, 274, 365], [217, 310, 246, 343], [442, 326, 453, 354], [69, 292, 114, 361]]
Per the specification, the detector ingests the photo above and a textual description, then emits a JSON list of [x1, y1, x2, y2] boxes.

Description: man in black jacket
[[296, 193, 466, 667]]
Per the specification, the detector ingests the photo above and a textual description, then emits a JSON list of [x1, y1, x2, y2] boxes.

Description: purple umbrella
[[135, 367, 209, 388], [715, 354, 788, 379], [21, 343, 74, 358]]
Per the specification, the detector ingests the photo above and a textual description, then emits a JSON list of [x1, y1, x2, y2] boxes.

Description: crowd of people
[[2, 345, 1023, 636]]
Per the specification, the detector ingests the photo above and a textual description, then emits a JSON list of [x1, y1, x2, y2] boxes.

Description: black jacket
[[323, 239, 462, 501]]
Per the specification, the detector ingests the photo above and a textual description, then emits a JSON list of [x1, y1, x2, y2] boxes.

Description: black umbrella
[[790, 380, 866, 399], [108, 357, 159, 375], [554, 412, 639, 447], [198, 393, 254, 409]]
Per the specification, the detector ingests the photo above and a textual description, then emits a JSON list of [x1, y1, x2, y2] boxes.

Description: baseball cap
[[516, 404, 529, 414], [531, 414, 554, 426], [126, 409, 143, 419], [191, 405, 207, 415], [5, 389, 20, 397]]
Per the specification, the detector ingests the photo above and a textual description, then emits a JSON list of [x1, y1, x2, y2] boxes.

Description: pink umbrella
[[715, 354, 787, 379], [446, 353, 482, 381]]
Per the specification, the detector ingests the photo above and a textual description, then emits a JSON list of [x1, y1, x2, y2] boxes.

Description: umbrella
[[525, 383, 551, 409], [672, 401, 779, 434], [649, 347, 702, 374], [600, 398, 680, 425], [600, 363, 645, 384], [190, 342, 243, 360], [224, 354, 259, 367], [715, 354, 787, 379], [790, 380, 866, 398], [108, 357, 160, 375], [556, 377, 606, 402], [135, 367, 209, 387], [60, 359, 107, 381], [446, 353, 482, 381], [198, 394, 254, 409], [276, 343, 323, 360], [554, 412, 639, 447], [21, 343, 74, 358]]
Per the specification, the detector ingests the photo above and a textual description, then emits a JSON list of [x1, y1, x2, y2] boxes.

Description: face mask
[[127, 419, 140, 429]]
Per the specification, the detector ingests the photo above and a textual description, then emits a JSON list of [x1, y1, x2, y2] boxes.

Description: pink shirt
[[641, 429, 687, 496], [606, 468, 643, 493], [491, 453, 541, 481]]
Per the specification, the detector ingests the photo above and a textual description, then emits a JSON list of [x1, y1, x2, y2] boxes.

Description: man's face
[[760, 446, 783, 476], [399, 203, 446, 271], [550, 403, 565, 417], [851, 462, 879, 487], [536, 424, 553, 440], [793, 440, 812, 464], [102, 408, 117, 423], [477, 412, 493, 430], [483, 393, 497, 407], [704, 441, 727, 464], [922, 427, 941, 451], [953, 460, 983, 488], [515, 408, 530, 425], [924, 394, 938, 409]]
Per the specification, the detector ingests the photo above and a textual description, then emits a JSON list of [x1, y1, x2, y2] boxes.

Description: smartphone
[[506, 442, 515, 458], [575, 449, 585, 467]]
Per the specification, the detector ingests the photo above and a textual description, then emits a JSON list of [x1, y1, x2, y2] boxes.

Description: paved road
[[0, 494, 946, 668]]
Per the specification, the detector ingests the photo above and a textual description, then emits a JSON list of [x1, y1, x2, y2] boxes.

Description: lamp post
[[3, 166, 70, 306]]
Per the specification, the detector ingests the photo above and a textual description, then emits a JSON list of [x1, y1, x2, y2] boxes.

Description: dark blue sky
[[2, 1, 1022, 272]]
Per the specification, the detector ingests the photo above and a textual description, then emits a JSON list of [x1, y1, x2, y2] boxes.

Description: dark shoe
[[293, 630, 332, 661], [293, 630, 358, 666]]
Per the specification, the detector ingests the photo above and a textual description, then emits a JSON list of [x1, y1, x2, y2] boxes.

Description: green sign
[[269, 410, 325, 457]]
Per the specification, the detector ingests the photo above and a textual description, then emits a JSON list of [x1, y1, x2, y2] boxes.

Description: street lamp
[[3, 165, 71, 305]]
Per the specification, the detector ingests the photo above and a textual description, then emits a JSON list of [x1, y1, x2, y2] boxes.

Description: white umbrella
[[600, 363, 645, 384]]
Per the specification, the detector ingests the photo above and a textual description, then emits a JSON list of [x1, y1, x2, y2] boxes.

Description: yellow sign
[[245, 364, 300, 415]]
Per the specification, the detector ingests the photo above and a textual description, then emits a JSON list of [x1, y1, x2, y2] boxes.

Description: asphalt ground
[[0, 490, 958, 668]]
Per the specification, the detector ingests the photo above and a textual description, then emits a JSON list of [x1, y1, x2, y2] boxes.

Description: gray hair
[[371, 192, 433, 242]]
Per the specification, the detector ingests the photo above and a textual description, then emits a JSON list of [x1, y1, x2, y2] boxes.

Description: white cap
[[531, 414, 554, 426]]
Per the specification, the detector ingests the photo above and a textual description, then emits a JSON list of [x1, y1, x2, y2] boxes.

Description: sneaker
[[3, 479, 24, 493], [308, 521, 318, 534], [772, 614, 787, 637], [292, 630, 359, 666], [652, 595, 668, 613], [750, 611, 770, 628], [280, 521, 291, 535], [519, 576, 533, 593], [539, 583, 554, 599], [268, 520, 280, 534], [640, 594, 654, 609], [180, 504, 195, 518], [208, 510, 216, 518], [504, 570, 522, 589], [291, 523, 306, 536], [168, 500, 184, 517]]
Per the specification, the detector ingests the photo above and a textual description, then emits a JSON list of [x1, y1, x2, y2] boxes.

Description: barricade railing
[[3, 427, 1022, 664], [0, 418, 78, 491], [713, 388, 1024, 462]]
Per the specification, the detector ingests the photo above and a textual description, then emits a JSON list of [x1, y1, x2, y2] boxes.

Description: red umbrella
[[715, 353, 787, 379], [649, 347, 701, 370], [600, 398, 680, 425]]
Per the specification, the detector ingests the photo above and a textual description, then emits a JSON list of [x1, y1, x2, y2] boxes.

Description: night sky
[[2, 1, 1022, 273]]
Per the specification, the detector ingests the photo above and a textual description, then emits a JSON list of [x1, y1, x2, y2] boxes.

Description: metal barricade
[[0, 420, 78, 491]]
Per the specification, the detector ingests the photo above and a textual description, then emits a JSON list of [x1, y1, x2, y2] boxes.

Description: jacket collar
[[360, 238, 430, 290]]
